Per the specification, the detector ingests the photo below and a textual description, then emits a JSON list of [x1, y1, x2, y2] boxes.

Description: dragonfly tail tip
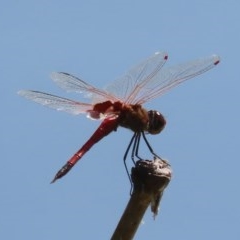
[[50, 177, 57, 184]]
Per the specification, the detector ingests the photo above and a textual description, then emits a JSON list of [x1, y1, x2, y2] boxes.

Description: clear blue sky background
[[1, 1, 239, 239]]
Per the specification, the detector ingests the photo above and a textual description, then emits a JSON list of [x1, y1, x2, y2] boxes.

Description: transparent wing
[[18, 90, 93, 115], [105, 51, 168, 103], [128, 54, 220, 104], [51, 72, 119, 103]]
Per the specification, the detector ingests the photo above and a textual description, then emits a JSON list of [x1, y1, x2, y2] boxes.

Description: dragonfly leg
[[123, 133, 136, 162], [123, 133, 137, 190], [141, 131, 162, 160], [132, 133, 142, 161]]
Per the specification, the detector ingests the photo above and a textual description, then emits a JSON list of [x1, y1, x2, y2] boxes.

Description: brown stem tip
[[131, 158, 172, 217], [111, 158, 172, 240]]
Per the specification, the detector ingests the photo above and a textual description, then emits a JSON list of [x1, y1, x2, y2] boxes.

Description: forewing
[[51, 72, 119, 103], [18, 90, 93, 115], [104, 51, 168, 103], [130, 54, 220, 104]]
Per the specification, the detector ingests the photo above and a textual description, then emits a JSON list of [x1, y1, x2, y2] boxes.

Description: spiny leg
[[141, 131, 162, 160], [123, 133, 137, 189], [131, 132, 142, 162], [123, 133, 137, 162]]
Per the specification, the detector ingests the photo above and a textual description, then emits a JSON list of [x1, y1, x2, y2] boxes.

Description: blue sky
[[1, 1, 239, 239]]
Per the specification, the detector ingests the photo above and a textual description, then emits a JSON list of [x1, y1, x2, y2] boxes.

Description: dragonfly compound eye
[[147, 110, 166, 135]]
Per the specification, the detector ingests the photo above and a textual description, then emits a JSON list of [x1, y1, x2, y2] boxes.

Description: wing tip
[[155, 51, 168, 60], [50, 72, 74, 83], [50, 72, 58, 80], [18, 89, 28, 96], [211, 54, 221, 65]]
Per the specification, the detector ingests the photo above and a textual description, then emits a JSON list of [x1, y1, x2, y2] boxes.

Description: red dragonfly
[[18, 51, 220, 183]]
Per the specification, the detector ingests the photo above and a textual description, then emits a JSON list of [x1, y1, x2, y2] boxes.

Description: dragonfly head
[[147, 110, 166, 135]]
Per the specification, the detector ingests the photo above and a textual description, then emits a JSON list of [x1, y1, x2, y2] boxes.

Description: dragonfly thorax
[[118, 104, 150, 133], [147, 110, 166, 135]]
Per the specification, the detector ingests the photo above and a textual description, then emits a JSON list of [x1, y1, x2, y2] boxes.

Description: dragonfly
[[18, 51, 220, 183]]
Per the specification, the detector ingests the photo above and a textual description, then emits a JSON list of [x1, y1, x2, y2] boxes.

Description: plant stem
[[111, 158, 172, 240]]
